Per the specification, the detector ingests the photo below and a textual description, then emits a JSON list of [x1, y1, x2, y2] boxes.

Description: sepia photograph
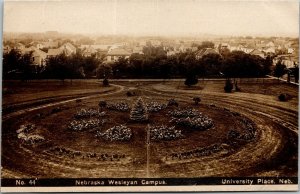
[[1, 0, 299, 192]]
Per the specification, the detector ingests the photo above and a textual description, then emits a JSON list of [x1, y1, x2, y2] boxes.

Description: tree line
[[3, 45, 295, 81]]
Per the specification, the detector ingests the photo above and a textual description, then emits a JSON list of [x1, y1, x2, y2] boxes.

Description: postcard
[[1, 0, 298, 192]]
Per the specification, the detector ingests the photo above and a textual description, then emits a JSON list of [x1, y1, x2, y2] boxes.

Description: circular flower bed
[[148, 125, 182, 140], [68, 119, 105, 131], [96, 125, 132, 141]]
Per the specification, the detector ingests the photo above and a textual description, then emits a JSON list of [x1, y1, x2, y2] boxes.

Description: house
[[31, 49, 47, 66], [59, 42, 76, 56], [250, 49, 265, 58], [195, 48, 219, 59], [82, 46, 97, 57], [106, 48, 131, 62], [47, 48, 63, 57], [266, 41, 275, 47], [41, 40, 59, 48], [3, 45, 11, 53], [14, 43, 25, 51], [132, 46, 144, 55]]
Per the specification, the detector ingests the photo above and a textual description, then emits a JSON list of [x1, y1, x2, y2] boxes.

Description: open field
[[1, 78, 298, 178]]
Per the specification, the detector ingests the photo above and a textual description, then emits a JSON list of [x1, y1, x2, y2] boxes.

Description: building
[[195, 48, 219, 59], [82, 46, 97, 57], [47, 48, 63, 57], [32, 49, 47, 66], [59, 42, 77, 56], [250, 49, 265, 58], [106, 48, 131, 62]]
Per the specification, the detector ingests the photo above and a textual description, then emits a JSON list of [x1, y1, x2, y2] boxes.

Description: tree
[[96, 64, 112, 79], [273, 60, 286, 79], [130, 97, 148, 122], [103, 78, 109, 86], [3, 49, 22, 79], [224, 79, 233, 93], [184, 74, 198, 87]]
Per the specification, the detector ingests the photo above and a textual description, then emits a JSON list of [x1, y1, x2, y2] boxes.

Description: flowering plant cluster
[[96, 124, 132, 141], [148, 125, 182, 140], [17, 124, 45, 144], [68, 119, 105, 131], [145, 101, 167, 112], [107, 102, 130, 112], [74, 108, 106, 119]]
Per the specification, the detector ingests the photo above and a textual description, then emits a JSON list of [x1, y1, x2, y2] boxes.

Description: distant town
[[3, 31, 299, 81]]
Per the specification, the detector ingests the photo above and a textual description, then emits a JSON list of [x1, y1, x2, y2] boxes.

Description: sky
[[4, 0, 299, 37]]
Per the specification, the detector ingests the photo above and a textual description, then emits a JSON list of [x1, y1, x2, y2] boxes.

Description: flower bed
[[107, 102, 130, 112], [168, 108, 201, 118], [168, 144, 227, 161], [146, 102, 167, 112], [171, 116, 213, 131], [68, 119, 105, 131], [74, 108, 106, 119], [96, 125, 132, 141], [16, 124, 45, 144], [148, 125, 182, 140]]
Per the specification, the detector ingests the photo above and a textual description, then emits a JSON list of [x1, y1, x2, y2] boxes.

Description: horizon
[[4, 0, 299, 38]]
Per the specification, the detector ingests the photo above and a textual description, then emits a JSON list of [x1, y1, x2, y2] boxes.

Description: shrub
[[76, 99, 82, 103], [51, 107, 62, 114], [17, 123, 36, 134], [97, 125, 132, 141], [184, 74, 198, 87], [278, 93, 287, 101], [224, 79, 233, 93], [103, 78, 109, 86], [193, 97, 201, 105], [167, 99, 178, 107], [98, 101, 107, 110], [130, 97, 148, 121], [126, 91, 136, 97]]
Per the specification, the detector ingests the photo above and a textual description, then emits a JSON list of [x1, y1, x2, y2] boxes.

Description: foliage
[[97, 125, 132, 141], [273, 60, 287, 78], [68, 119, 105, 131], [145, 101, 167, 112], [103, 78, 109, 86], [184, 74, 198, 87], [193, 97, 201, 105], [74, 108, 106, 119], [107, 101, 130, 112], [171, 116, 214, 131], [224, 79, 233, 93], [278, 93, 288, 101], [169, 108, 201, 118], [130, 97, 149, 121], [148, 125, 182, 140], [98, 101, 107, 110], [167, 99, 179, 107]]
